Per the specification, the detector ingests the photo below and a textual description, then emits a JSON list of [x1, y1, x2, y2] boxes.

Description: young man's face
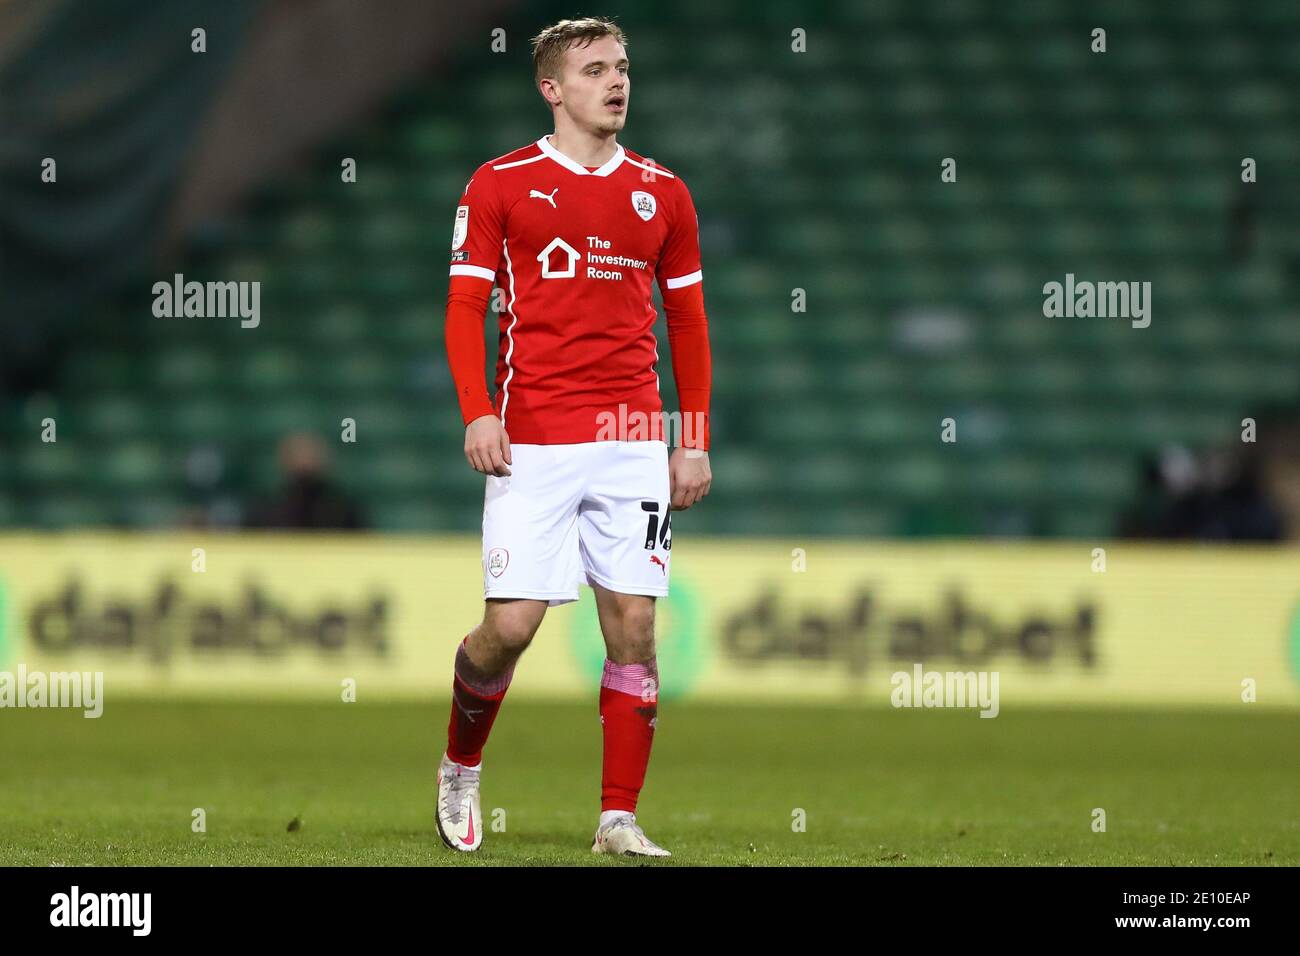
[[550, 35, 629, 134]]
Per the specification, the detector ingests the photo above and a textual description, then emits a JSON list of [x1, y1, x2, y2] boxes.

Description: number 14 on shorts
[[641, 501, 671, 551]]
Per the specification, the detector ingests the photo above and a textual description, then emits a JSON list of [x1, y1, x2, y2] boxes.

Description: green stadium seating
[[3, 0, 1296, 534]]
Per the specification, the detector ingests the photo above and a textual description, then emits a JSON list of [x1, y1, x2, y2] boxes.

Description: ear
[[539, 77, 561, 108]]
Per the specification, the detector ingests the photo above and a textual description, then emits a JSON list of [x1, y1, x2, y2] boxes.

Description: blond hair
[[530, 17, 627, 84]]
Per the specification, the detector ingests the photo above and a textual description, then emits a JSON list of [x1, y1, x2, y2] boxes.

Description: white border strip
[[536, 135, 625, 177], [499, 239, 520, 425], [493, 153, 547, 171], [663, 269, 702, 289], [450, 264, 496, 281], [626, 157, 675, 179]]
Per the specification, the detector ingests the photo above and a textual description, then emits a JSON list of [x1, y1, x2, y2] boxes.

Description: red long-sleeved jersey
[[444, 135, 711, 449]]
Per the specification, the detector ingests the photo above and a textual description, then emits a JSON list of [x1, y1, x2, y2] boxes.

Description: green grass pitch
[[1, 699, 1295, 866]]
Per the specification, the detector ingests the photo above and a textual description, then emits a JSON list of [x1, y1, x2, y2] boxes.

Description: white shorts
[[481, 440, 672, 606]]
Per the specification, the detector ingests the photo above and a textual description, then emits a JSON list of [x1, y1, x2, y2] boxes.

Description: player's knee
[[481, 602, 544, 655]]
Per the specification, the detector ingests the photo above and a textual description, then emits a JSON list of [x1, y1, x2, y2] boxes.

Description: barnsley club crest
[[631, 191, 656, 222]]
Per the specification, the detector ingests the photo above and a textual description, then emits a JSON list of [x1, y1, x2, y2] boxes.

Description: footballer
[[437, 16, 713, 857]]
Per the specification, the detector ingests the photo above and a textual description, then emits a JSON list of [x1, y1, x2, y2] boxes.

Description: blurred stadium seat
[[1, 0, 1297, 535]]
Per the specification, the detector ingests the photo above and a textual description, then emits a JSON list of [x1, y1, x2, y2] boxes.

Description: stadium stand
[[1, 0, 1297, 536]]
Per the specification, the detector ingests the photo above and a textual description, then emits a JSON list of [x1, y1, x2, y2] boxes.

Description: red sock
[[599, 658, 658, 813], [446, 636, 513, 767]]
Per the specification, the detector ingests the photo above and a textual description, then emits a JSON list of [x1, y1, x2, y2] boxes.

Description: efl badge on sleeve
[[452, 205, 469, 250]]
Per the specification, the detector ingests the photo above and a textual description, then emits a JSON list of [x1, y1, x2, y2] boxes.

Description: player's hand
[[669, 447, 711, 510], [465, 415, 512, 477]]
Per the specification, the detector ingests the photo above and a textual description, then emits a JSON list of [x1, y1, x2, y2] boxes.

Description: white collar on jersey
[[536, 135, 625, 177]]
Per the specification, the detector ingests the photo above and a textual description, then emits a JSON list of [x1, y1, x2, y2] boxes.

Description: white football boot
[[435, 754, 483, 852], [591, 812, 671, 858]]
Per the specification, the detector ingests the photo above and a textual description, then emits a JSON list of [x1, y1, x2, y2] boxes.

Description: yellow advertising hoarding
[[0, 533, 1296, 707]]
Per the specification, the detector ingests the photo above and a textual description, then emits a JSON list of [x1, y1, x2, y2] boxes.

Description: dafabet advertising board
[[0, 534, 1296, 707]]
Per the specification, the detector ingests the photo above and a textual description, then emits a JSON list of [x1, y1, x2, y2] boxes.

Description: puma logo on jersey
[[529, 187, 558, 208]]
